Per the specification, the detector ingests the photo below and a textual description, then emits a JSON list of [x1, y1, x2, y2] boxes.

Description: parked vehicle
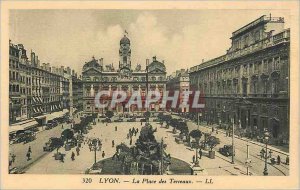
[[43, 137, 62, 151], [102, 118, 112, 123], [114, 118, 124, 122], [15, 131, 36, 144], [127, 117, 136, 122], [140, 118, 146, 122], [45, 123, 54, 130], [153, 118, 160, 122], [219, 145, 235, 157]]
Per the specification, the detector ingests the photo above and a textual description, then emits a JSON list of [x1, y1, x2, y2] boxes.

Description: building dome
[[120, 35, 130, 45], [83, 57, 100, 70], [148, 57, 166, 72]]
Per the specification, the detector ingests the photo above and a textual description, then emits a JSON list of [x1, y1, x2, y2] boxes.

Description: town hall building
[[81, 34, 167, 114]]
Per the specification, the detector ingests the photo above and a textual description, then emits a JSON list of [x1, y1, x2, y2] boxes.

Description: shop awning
[[10, 120, 39, 134], [35, 115, 46, 120], [46, 111, 64, 122], [38, 107, 43, 113], [38, 97, 43, 103], [63, 109, 69, 114]]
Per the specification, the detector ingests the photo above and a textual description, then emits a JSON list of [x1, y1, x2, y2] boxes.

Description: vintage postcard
[[0, 1, 299, 189]]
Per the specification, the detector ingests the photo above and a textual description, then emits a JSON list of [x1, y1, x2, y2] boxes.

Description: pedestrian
[[129, 138, 132, 145], [260, 149, 265, 159], [127, 134, 129, 139], [192, 155, 195, 163], [60, 154, 64, 163], [11, 154, 16, 163], [141, 122, 142, 126], [212, 127, 214, 133], [136, 128, 139, 133], [28, 146, 32, 153], [199, 149, 202, 159], [112, 140, 115, 147], [62, 124, 64, 129], [286, 156, 289, 165], [71, 152, 75, 161], [26, 152, 31, 161], [102, 151, 105, 158], [115, 126, 117, 131], [76, 146, 80, 156], [9, 159, 13, 169], [106, 123, 108, 126], [277, 155, 281, 165], [268, 150, 273, 158]]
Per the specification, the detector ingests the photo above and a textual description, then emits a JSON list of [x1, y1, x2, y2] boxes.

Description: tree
[[105, 110, 114, 119], [51, 137, 64, 153], [61, 129, 74, 142], [157, 112, 164, 120], [189, 129, 202, 147], [206, 136, 220, 151], [143, 111, 151, 121], [163, 115, 172, 124], [73, 123, 85, 133], [176, 121, 189, 134]]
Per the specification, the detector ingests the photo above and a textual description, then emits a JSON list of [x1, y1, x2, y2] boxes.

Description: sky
[[9, 9, 291, 75]]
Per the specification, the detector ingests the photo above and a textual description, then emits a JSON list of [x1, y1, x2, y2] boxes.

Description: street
[[21, 115, 289, 176], [9, 122, 71, 171]]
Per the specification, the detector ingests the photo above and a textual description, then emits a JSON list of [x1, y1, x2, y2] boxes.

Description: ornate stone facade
[[82, 35, 167, 114], [189, 15, 290, 144]]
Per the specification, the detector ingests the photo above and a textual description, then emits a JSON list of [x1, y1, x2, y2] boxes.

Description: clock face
[[119, 67, 132, 79]]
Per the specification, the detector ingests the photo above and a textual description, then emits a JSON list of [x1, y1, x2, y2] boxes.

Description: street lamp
[[231, 117, 235, 164], [263, 128, 270, 176], [91, 138, 101, 165]]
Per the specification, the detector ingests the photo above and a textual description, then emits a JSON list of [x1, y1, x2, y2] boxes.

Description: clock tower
[[119, 33, 132, 78]]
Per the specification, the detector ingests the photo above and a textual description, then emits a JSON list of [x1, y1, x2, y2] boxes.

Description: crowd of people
[[260, 148, 289, 165]]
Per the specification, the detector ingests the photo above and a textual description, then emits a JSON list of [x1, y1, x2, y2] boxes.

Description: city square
[[8, 10, 290, 176]]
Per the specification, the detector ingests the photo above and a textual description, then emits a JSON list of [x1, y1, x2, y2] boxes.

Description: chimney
[[35, 56, 39, 66], [67, 67, 71, 74], [42, 63, 46, 70], [46, 63, 50, 71], [202, 59, 205, 63], [17, 44, 24, 49], [31, 52, 35, 65], [72, 69, 75, 76], [162, 60, 164, 64], [146, 59, 149, 66]]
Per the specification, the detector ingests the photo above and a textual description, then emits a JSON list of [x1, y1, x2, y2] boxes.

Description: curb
[[170, 113, 289, 156]]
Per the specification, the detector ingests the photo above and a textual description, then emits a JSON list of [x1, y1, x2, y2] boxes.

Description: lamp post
[[194, 113, 200, 167], [263, 128, 270, 176], [231, 117, 235, 164], [92, 138, 101, 165], [146, 61, 149, 113], [160, 138, 164, 175]]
